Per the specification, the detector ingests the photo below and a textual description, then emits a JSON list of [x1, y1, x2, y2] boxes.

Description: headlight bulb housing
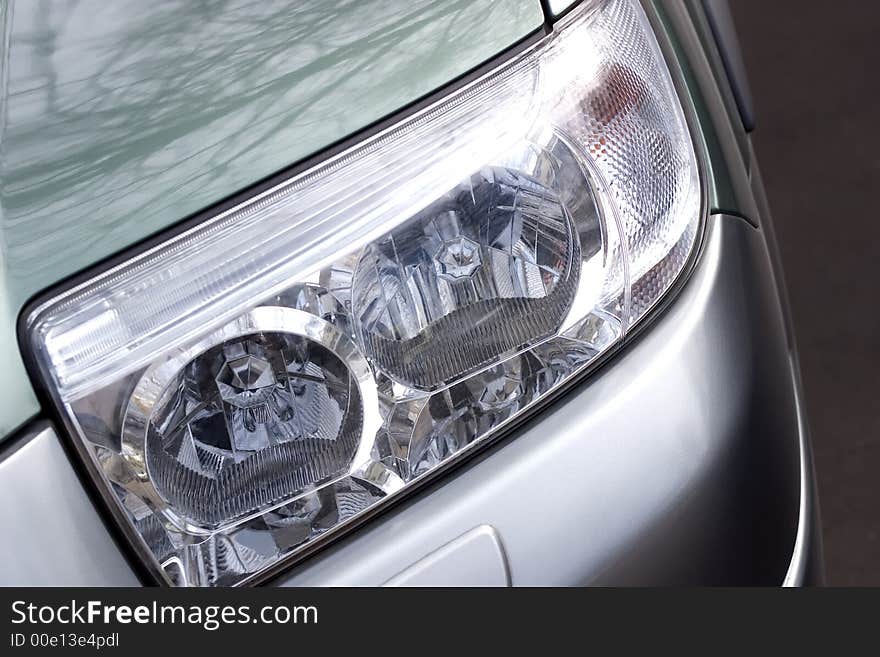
[[25, 0, 702, 586]]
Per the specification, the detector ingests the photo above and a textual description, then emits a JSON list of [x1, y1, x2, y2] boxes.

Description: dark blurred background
[[729, 1, 879, 585]]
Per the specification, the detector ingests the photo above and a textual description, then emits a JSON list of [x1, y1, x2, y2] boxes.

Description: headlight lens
[[26, 0, 701, 586], [125, 307, 379, 530], [351, 160, 584, 390]]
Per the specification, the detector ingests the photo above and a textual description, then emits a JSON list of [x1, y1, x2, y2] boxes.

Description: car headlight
[[25, 0, 702, 586]]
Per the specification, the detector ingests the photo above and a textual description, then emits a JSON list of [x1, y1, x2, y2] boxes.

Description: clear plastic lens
[[352, 160, 583, 390], [28, 0, 701, 586], [144, 328, 362, 528]]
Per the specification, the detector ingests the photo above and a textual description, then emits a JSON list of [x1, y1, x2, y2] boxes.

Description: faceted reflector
[[352, 165, 581, 390], [145, 331, 362, 527]]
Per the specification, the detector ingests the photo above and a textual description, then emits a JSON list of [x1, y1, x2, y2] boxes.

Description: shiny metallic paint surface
[[0, 422, 138, 585], [0, 0, 543, 437], [383, 526, 511, 586]]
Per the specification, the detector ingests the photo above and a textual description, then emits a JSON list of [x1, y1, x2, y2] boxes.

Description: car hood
[[0, 0, 542, 436]]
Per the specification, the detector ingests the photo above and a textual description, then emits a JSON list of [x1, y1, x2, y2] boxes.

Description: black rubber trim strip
[[543, 0, 589, 23], [539, 0, 554, 27]]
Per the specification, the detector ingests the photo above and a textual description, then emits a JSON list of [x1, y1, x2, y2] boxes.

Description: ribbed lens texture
[[407, 337, 601, 477], [352, 166, 580, 390], [146, 332, 362, 526], [546, 0, 700, 322]]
